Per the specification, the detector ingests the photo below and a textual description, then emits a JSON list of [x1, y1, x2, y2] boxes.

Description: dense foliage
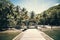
[[38, 4, 60, 26], [0, 0, 35, 30], [0, 0, 60, 30]]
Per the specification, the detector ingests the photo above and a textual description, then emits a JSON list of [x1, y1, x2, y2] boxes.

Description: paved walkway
[[20, 29, 46, 40]]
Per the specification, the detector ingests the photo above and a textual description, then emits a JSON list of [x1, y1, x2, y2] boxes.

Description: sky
[[10, 0, 60, 14]]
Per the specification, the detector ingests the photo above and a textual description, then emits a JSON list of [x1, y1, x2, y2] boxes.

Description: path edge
[[40, 31, 54, 40], [12, 32, 23, 40]]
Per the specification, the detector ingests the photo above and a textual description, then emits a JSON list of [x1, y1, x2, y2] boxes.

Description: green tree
[[30, 11, 35, 19], [0, 0, 13, 30], [38, 4, 60, 28]]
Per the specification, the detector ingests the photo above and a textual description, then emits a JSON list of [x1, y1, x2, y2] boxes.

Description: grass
[[0, 30, 21, 40], [43, 28, 60, 40]]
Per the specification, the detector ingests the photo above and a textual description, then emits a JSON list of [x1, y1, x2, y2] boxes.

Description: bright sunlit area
[[11, 0, 60, 14]]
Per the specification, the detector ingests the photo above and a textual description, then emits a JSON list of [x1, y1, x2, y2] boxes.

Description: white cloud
[[54, 3, 59, 6]]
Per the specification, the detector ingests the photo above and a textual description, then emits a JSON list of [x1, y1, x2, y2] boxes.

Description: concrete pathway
[[20, 29, 46, 40]]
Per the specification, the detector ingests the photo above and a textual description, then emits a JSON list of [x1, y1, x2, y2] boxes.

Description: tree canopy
[[0, 0, 60, 30], [38, 4, 60, 26]]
